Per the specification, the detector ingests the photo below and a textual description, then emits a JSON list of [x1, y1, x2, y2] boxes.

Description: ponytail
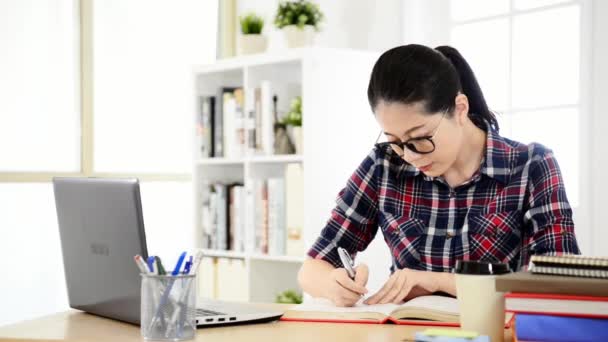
[[435, 45, 499, 132], [367, 44, 498, 132]]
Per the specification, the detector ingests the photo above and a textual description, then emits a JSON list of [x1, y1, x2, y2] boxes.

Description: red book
[[505, 292, 608, 319]]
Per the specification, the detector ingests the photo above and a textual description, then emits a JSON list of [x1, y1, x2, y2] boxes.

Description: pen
[[172, 252, 187, 276], [134, 255, 149, 274], [155, 256, 167, 275], [147, 256, 156, 273], [338, 247, 356, 280], [183, 255, 193, 274]]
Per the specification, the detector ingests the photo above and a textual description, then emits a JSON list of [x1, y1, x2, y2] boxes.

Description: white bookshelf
[[192, 47, 379, 303]]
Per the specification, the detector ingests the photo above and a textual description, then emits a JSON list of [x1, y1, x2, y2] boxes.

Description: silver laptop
[[53, 177, 283, 327]]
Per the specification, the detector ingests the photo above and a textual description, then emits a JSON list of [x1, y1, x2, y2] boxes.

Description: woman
[[298, 44, 580, 307]]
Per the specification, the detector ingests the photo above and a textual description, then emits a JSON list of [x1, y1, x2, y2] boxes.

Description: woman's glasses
[[375, 110, 447, 156]]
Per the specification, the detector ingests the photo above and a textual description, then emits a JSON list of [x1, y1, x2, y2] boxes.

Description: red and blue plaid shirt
[[307, 122, 580, 272]]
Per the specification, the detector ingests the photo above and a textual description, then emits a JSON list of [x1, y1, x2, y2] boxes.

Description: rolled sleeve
[[307, 151, 380, 268], [523, 151, 581, 265]]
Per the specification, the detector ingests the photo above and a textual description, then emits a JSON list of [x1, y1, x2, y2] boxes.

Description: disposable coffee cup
[[454, 260, 510, 342]]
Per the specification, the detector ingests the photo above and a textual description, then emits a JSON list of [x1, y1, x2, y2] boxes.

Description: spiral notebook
[[529, 255, 608, 279]]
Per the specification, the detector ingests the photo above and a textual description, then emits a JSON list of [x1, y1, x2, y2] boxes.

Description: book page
[[291, 297, 399, 316], [398, 295, 459, 315]]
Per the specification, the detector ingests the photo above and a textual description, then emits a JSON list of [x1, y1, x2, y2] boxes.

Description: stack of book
[[496, 255, 608, 342]]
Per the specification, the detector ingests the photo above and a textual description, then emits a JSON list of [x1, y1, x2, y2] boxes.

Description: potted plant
[[238, 13, 267, 55], [282, 96, 303, 154], [275, 289, 303, 304], [274, 0, 324, 48]]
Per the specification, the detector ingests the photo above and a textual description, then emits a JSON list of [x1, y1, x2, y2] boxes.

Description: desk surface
[[0, 303, 513, 342]]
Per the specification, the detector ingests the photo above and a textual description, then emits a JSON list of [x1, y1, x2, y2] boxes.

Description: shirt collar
[[398, 119, 513, 184]]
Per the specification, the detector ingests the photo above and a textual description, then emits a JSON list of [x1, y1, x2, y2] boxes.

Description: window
[[0, 0, 217, 326], [450, 0, 584, 206], [0, 0, 80, 172]]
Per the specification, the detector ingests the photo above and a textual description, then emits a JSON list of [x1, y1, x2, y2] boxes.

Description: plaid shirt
[[308, 122, 580, 273]]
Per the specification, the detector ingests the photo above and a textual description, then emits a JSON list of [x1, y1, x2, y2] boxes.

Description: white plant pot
[[238, 34, 267, 55], [291, 126, 303, 154], [282, 25, 315, 48]]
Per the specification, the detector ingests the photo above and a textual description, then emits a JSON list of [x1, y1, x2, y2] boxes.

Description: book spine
[[209, 96, 216, 157], [244, 87, 256, 157], [286, 163, 305, 256], [260, 81, 274, 155], [268, 178, 286, 255], [233, 88, 246, 158], [200, 181, 213, 249], [214, 184, 227, 250], [254, 87, 263, 154], [223, 92, 236, 159], [261, 180, 269, 254], [245, 181, 255, 254], [228, 185, 236, 251]]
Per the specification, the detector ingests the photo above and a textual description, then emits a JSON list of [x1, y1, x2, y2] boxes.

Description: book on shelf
[[281, 295, 514, 327], [196, 95, 215, 158], [529, 254, 608, 279], [495, 271, 608, 297], [213, 183, 228, 251], [285, 163, 304, 257], [214, 87, 238, 158], [254, 179, 269, 254], [258, 81, 275, 155], [228, 184, 246, 252], [267, 177, 286, 255], [222, 88, 247, 159]]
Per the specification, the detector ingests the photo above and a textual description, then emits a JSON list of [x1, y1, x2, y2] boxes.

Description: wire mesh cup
[[141, 273, 197, 341]]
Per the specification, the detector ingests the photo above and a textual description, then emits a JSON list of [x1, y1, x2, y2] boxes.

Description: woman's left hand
[[364, 268, 445, 305]]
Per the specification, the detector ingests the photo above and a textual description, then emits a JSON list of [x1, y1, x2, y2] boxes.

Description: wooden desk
[[0, 304, 513, 342]]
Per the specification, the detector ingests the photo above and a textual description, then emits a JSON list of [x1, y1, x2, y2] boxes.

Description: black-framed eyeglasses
[[375, 110, 447, 156]]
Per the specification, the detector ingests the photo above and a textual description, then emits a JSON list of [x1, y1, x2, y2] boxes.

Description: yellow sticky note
[[423, 329, 479, 339]]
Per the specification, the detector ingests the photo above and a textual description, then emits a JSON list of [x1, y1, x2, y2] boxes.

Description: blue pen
[[171, 251, 187, 276], [183, 255, 193, 274], [147, 256, 155, 273]]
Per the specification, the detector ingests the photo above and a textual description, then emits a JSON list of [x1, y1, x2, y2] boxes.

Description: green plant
[[282, 96, 302, 126], [275, 289, 303, 304], [239, 13, 264, 34], [274, 0, 324, 31]]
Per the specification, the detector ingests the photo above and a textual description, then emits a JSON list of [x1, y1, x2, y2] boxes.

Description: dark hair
[[367, 44, 499, 132]]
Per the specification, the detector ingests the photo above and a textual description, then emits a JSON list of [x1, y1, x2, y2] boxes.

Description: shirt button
[[449, 191, 455, 198], [446, 232, 454, 239]]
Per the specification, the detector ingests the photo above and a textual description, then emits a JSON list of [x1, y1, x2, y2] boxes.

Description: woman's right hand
[[326, 263, 369, 307]]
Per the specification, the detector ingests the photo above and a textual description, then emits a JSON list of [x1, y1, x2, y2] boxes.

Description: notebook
[[529, 255, 608, 279], [495, 271, 608, 297], [281, 295, 513, 327]]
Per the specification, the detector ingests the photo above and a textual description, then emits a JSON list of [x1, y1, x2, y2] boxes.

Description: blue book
[[516, 313, 608, 342]]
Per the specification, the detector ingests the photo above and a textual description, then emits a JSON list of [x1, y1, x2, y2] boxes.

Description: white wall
[[237, 0, 403, 52]]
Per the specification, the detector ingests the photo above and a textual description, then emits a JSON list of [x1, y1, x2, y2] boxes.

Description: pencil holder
[[141, 273, 197, 341]]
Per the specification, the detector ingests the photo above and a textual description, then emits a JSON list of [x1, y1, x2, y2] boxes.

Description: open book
[[281, 295, 513, 327]]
